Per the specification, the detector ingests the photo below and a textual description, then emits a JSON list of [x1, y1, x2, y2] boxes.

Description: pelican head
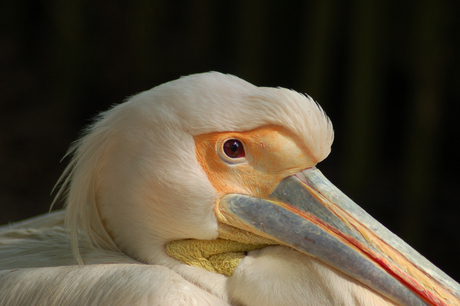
[[56, 72, 459, 305]]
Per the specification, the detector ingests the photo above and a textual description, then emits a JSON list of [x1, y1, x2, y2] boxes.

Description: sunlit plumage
[[0, 72, 458, 305]]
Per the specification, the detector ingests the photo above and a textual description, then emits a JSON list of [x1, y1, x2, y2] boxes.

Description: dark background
[[1, 1, 460, 282]]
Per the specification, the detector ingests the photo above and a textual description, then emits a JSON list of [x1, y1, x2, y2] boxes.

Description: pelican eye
[[223, 139, 245, 158]]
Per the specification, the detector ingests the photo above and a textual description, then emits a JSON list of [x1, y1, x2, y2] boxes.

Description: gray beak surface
[[217, 167, 460, 306]]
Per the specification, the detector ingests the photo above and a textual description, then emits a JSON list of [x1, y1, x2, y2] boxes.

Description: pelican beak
[[216, 167, 460, 306]]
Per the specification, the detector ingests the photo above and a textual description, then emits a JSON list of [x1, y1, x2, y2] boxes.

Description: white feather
[[0, 72, 399, 305], [54, 71, 333, 267]]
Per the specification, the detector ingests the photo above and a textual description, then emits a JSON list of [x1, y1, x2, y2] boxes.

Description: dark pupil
[[224, 139, 245, 158]]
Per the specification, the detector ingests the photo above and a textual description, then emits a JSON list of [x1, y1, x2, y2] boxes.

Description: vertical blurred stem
[[48, 1, 86, 118], [298, 0, 337, 101], [189, 0, 213, 58], [128, 0, 163, 80], [401, 0, 445, 247], [236, 1, 269, 84], [342, 0, 382, 196], [46, 0, 87, 207]]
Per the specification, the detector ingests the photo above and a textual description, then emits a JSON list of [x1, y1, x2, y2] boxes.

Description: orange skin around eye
[[194, 125, 318, 198]]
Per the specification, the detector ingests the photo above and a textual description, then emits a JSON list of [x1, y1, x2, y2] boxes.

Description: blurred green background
[[1, 1, 459, 281]]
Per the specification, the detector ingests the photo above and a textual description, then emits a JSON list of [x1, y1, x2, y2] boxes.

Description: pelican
[[0, 72, 458, 305]]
